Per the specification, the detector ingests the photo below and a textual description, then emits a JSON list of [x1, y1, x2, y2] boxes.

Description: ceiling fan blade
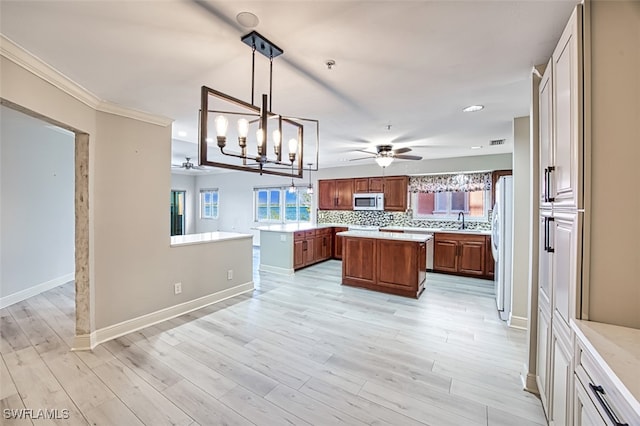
[[355, 148, 377, 155], [395, 154, 423, 160], [349, 156, 375, 162], [392, 147, 412, 154]]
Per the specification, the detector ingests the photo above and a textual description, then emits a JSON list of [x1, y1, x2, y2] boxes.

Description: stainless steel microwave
[[353, 193, 384, 210]]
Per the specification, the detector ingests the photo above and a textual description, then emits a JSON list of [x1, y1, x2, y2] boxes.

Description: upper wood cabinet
[[354, 177, 384, 193], [318, 179, 354, 210], [318, 176, 407, 211], [382, 176, 408, 211]]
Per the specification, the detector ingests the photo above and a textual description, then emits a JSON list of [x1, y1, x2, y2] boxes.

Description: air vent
[[489, 139, 506, 146]]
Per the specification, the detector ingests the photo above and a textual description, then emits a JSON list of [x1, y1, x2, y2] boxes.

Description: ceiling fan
[[171, 157, 205, 171], [350, 144, 422, 167]]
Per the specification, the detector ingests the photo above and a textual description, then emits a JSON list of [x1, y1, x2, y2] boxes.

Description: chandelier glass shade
[[198, 31, 319, 178]]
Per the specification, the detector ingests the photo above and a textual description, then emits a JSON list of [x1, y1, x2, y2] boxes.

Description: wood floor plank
[[299, 377, 427, 426], [163, 380, 254, 426], [0, 310, 31, 354], [7, 302, 68, 356], [129, 335, 239, 399], [92, 359, 193, 426], [1, 354, 18, 399], [358, 380, 487, 426], [3, 347, 87, 425], [219, 385, 312, 426], [82, 397, 145, 426], [0, 392, 33, 426], [265, 384, 368, 426], [102, 337, 183, 392]]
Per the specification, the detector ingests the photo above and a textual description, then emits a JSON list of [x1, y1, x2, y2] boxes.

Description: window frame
[[254, 186, 312, 224], [413, 189, 489, 221], [200, 188, 219, 220]]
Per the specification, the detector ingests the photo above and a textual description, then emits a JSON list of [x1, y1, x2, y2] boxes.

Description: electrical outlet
[[227, 270, 233, 280], [280, 234, 287, 242], [174, 282, 182, 295]]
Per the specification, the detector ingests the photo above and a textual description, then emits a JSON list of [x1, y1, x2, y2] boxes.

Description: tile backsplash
[[317, 209, 492, 231]]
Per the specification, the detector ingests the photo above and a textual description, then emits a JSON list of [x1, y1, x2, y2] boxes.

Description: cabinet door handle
[[547, 217, 555, 253], [589, 383, 628, 426], [547, 166, 555, 202], [543, 167, 549, 202], [544, 217, 549, 252]]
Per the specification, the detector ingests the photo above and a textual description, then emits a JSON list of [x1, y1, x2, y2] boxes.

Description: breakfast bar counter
[[337, 231, 431, 298]]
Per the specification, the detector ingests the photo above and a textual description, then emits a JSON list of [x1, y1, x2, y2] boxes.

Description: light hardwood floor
[[1, 253, 546, 425]]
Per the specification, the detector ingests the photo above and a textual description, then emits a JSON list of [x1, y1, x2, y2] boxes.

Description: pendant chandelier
[[198, 31, 319, 178]]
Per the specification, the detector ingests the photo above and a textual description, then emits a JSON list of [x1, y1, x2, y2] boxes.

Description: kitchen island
[[337, 230, 431, 298]]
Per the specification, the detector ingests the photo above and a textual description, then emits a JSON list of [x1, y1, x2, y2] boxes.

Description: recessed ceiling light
[[471, 146, 482, 149], [462, 105, 484, 113], [178, 131, 187, 137], [237, 12, 259, 28]]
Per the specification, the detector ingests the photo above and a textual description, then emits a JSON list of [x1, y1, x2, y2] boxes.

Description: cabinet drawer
[[304, 230, 316, 237], [294, 231, 305, 241], [575, 341, 639, 426]]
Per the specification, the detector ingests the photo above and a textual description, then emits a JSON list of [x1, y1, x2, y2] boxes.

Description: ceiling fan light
[[375, 156, 394, 168]]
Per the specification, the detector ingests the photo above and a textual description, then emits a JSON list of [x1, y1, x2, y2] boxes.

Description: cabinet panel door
[[377, 240, 416, 289], [433, 239, 458, 273], [354, 178, 369, 193], [335, 179, 354, 210], [318, 180, 336, 210], [333, 227, 347, 259], [552, 6, 583, 209], [551, 213, 579, 329], [539, 60, 554, 206], [458, 240, 485, 276], [343, 238, 375, 282], [550, 329, 572, 426], [368, 177, 383, 193], [539, 213, 553, 308], [574, 378, 606, 426], [537, 307, 551, 416], [304, 239, 315, 265], [383, 176, 408, 211], [293, 240, 304, 269], [485, 236, 494, 279]]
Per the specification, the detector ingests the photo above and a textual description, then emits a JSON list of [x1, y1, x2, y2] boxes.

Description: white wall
[[170, 172, 196, 235], [511, 116, 531, 328], [0, 105, 75, 306]]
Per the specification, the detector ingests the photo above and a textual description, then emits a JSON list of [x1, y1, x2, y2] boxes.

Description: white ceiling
[[0, 0, 577, 170]]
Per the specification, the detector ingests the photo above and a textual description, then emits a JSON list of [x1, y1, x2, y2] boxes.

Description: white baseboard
[[509, 315, 528, 330], [520, 362, 540, 395], [259, 264, 294, 276], [0, 273, 74, 309], [74, 281, 254, 351]]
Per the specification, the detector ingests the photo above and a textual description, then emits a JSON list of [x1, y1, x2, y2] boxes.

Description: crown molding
[[1, 34, 173, 127], [97, 101, 173, 127]]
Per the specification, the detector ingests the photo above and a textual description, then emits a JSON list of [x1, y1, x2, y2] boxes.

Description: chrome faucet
[[457, 212, 466, 230]]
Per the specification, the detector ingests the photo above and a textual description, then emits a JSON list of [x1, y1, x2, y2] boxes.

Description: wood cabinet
[[485, 237, 494, 279], [354, 177, 383, 193], [382, 176, 408, 211], [293, 228, 333, 270], [332, 227, 348, 259], [318, 179, 354, 210], [433, 232, 489, 278], [318, 176, 407, 211], [342, 236, 426, 298]]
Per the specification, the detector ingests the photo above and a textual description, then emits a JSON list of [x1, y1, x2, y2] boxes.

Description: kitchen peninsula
[[337, 230, 430, 298]]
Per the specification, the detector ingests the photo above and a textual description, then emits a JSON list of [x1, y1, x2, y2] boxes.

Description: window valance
[[408, 172, 492, 193]]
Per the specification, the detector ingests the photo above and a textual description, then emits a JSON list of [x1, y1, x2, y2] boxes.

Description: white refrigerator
[[491, 175, 513, 321]]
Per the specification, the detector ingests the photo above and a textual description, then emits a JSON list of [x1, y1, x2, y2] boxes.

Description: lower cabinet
[[342, 236, 426, 298], [536, 300, 552, 417], [294, 228, 333, 270], [549, 322, 573, 426], [332, 227, 348, 259], [433, 233, 490, 278]]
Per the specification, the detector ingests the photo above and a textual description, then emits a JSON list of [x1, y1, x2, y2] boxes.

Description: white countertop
[[337, 230, 433, 243], [572, 319, 640, 414], [255, 223, 335, 232], [170, 231, 253, 247], [381, 226, 491, 235]]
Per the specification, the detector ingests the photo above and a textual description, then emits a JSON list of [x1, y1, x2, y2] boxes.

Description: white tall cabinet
[[535, 1, 640, 425]]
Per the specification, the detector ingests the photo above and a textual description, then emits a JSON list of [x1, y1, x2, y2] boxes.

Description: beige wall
[[511, 116, 531, 328], [1, 52, 253, 334]]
